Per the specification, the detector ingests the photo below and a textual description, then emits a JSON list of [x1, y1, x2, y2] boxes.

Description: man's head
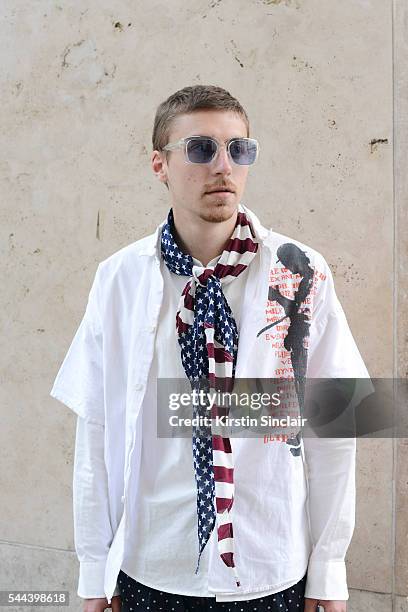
[[151, 85, 255, 224]]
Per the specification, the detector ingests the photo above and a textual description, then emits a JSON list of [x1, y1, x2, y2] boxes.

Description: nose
[[211, 143, 233, 174]]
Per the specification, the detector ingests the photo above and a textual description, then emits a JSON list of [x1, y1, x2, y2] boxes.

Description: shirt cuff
[[77, 560, 108, 600], [305, 559, 349, 601]]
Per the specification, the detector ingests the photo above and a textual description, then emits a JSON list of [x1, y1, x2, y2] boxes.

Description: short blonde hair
[[152, 84, 250, 153]]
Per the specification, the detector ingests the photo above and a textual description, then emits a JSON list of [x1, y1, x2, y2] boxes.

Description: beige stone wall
[[0, 1, 405, 610]]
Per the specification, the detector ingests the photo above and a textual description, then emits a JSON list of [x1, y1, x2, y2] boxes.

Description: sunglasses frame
[[162, 135, 260, 166]]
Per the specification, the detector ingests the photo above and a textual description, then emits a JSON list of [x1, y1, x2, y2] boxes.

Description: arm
[[73, 415, 120, 599], [303, 261, 372, 602], [50, 265, 120, 600], [303, 434, 356, 601]]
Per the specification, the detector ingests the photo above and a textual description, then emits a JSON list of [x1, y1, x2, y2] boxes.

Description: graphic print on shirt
[[256, 242, 321, 457]]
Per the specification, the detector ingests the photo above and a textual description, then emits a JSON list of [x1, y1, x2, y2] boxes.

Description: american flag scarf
[[160, 204, 259, 587]]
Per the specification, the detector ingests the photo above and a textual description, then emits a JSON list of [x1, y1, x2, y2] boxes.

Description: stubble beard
[[199, 197, 238, 224]]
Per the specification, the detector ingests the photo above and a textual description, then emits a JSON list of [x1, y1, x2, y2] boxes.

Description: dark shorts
[[117, 569, 306, 612]]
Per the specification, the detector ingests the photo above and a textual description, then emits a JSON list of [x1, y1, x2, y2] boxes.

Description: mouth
[[205, 188, 235, 194]]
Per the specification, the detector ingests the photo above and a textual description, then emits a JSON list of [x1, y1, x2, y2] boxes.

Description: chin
[[200, 198, 238, 223]]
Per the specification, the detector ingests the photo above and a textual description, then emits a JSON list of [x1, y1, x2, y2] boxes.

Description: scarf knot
[[192, 264, 216, 288]]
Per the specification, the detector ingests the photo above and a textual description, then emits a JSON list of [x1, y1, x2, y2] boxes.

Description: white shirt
[[50, 204, 372, 604], [120, 251, 303, 602]]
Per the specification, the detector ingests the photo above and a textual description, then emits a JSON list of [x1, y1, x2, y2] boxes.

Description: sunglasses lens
[[229, 139, 258, 165], [186, 138, 217, 163]]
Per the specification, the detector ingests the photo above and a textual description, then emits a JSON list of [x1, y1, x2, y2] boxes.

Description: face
[[151, 110, 251, 224]]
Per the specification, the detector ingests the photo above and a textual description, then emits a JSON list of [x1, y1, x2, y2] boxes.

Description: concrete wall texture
[[0, 1, 406, 610]]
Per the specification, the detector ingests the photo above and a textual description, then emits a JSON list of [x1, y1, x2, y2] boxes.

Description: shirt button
[[148, 325, 157, 333], [121, 495, 125, 503], [134, 383, 143, 391]]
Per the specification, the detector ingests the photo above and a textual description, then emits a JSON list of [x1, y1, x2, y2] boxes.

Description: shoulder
[[94, 229, 159, 288]]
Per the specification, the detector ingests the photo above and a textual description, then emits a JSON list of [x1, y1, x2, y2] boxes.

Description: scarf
[[160, 204, 259, 587]]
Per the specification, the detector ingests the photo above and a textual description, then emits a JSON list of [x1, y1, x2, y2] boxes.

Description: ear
[[151, 150, 169, 186]]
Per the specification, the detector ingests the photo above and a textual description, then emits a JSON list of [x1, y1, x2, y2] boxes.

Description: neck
[[171, 206, 239, 267]]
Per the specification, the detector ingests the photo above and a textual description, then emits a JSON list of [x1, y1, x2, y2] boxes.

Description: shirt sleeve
[[73, 416, 120, 600], [302, 259, 372, 601], [50, 264, 105, 427], [50, 267, 120, 599]]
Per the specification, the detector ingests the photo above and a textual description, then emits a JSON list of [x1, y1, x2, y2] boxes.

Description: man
[[50, 85, 370, 612]]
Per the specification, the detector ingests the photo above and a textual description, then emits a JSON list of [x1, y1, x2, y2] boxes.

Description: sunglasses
[[162, 136, 259, 165]]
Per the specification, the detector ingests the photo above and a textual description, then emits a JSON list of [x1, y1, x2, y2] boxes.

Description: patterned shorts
[[116, 569, 307, 612]]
